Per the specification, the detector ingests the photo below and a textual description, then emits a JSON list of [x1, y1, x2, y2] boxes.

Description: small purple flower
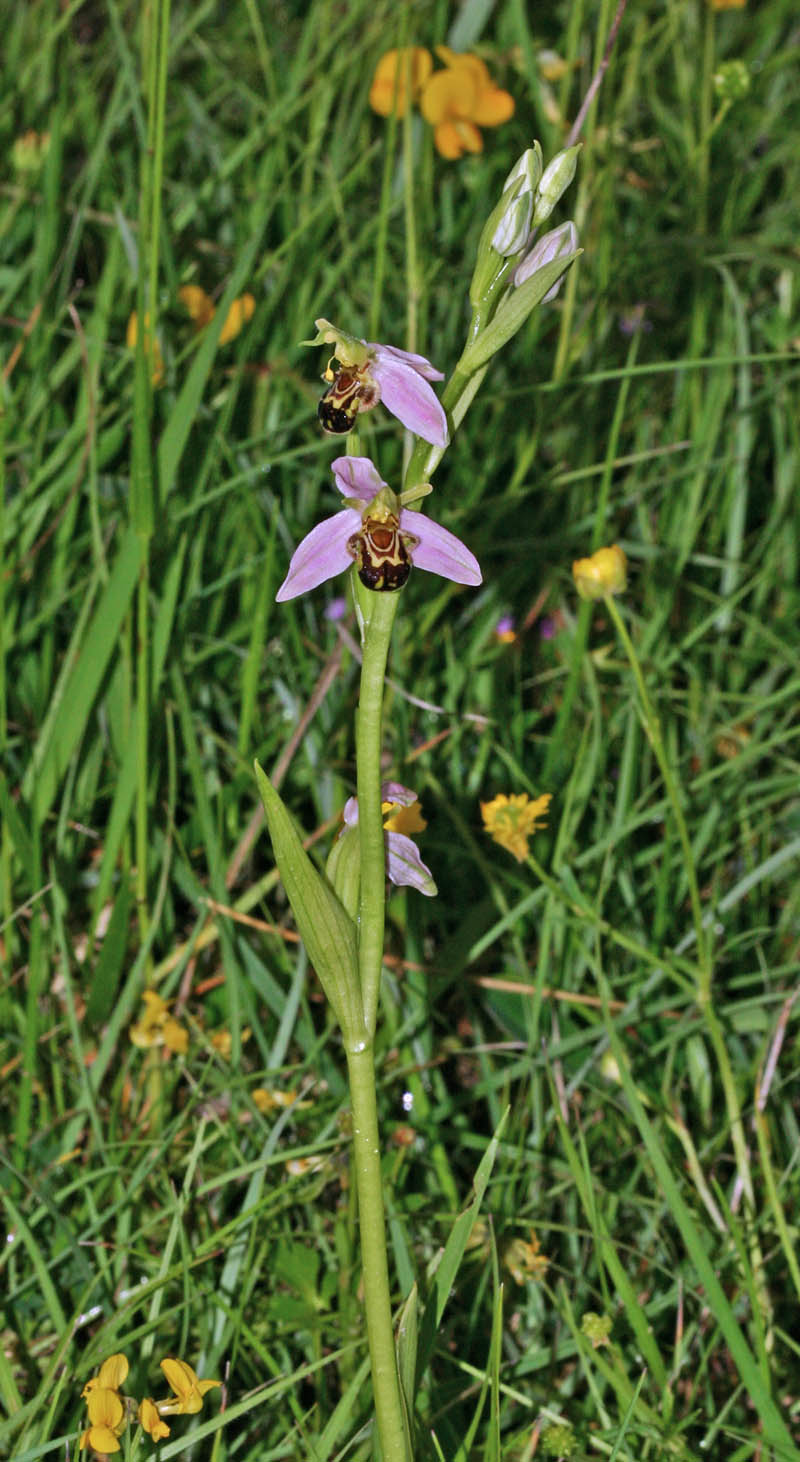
[[275, 456, 481, 602], [307, 318, 449, 446], [494, 614, 517, 644], [341, 782, 437, 896], [324, 596, 348, 622]]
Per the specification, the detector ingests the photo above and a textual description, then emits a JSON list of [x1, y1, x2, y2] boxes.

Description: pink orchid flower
[[275, 456, 481, 602], [307, 318, 449, 446], [341, 782, 437, 896]]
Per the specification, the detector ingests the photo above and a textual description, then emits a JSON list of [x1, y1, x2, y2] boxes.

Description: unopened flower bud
[[713, 59, 750, 102], [532, 144, 581, 225], [514, 220, 578, 300], [572, 544, 627, 600], [492, 192, 532, 257], [491, 144, 544, 256]]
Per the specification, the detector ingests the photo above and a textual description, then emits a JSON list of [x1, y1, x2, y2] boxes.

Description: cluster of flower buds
[[469, 142, 581, 319]]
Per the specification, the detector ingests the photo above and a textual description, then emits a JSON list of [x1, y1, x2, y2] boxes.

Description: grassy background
[[2, 0, 800, 1457]]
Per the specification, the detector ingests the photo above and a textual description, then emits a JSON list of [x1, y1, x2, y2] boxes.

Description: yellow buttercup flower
[[420, 47, 514, 159], [79, 1386, 125, 1453], [369, 47, 433, 117], [126, 310, 164, 387], [158, 1357, 221, 1415], [81, 1353, 129, 1398], [138, 1397, 171, 1441], [481, 792, 551, 863], [572, 544, 627, 600], [707, 0, 745, 9]]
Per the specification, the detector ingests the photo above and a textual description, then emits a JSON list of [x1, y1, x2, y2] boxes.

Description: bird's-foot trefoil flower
[[79, 1387, 126, 1453], [138, 1398, 171, 1442], [306, 319, 449, 446], [157, 1358, 221, 1415], [481, 792, 552, 863], [81, 1354, 129, 1399], [179, 285, 256, 343], [129, 989, 188, 1054], [369, 47, 433, 116], [420, 47, 515, 159], [275, 456, 481, 602]]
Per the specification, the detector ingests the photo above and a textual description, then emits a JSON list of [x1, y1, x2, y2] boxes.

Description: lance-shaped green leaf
[[458, 250, 582, 375], [255, 763, 364, 1041]]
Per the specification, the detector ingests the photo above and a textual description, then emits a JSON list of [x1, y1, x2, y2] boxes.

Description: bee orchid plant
[[256, 140, 580, 1462]]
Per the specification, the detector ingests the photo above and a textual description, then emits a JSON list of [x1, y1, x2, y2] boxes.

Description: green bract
[[459, 249, 582, 374], [255, 763, 364, 1041]]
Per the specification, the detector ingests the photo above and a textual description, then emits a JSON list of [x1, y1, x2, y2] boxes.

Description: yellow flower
[[179, 286, 256, 345], [252, 1086, 311, 1112], [571, 544, 627, 600], [81, 1354, 129, 1399], [178, 284, 215, 328], [505, 1229, 549, 1284], [158, 1357, 221, 1415], [210, 1026, 251, 1059], [707, 0, 746, 8], [80, 1387, 125, 1453], [218, 293, 255, 344], [382, 799, 427, 836], [420, 47, 514, 159], [369, 47, 433, 117], [129, 990, 188, 1055], [138, 1397, 170, 1441], [126, 310, 164, 387], [480, 792, 551, 863]]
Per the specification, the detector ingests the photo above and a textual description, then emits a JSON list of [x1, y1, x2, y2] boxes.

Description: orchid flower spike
[[275, 456, 481, 601], [305, 319, 449, 446]]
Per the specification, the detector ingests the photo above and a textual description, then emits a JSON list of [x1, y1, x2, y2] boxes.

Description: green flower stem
[[350, 581, 409, 1459], [346, 1038, 410, 1462], [355, 582, 400, 1036]]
